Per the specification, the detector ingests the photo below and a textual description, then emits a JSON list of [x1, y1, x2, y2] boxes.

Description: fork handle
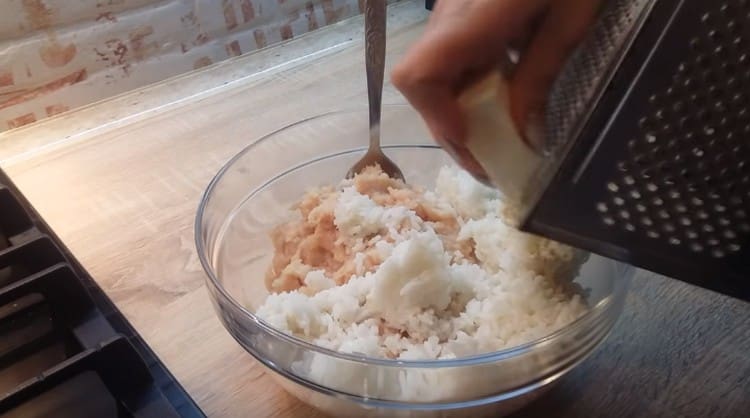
[[365, 0, 387, 149]]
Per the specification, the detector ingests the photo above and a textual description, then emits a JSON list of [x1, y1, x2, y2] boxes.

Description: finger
[[399, 0, 548, 84], [409, 81, 466, 151], [393, 0, 548, 143], [506, 10, 547, 57], [393, 0, 548, 180], [393, 43, 487, 178], [404, 84, 488, 180], [434, 132, 488, 179], [509, 0, 601, 144]]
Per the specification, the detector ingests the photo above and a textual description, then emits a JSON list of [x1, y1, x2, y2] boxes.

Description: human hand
[[392, 0, 601, 179]]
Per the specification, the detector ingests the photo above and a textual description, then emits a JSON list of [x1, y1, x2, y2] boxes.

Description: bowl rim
[[195, 106, 633, 368]]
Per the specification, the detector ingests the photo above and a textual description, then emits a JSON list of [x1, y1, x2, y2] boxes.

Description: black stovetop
[[0, 167, 205, 418]]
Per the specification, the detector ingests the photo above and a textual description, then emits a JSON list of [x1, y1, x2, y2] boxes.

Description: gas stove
[[0, 168, 204, 417]]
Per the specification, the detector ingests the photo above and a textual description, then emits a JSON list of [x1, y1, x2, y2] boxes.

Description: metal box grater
[[515, 0, 750, 301]]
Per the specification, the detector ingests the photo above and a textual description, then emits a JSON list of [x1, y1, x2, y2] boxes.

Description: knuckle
[[390, 63, 412, 89]]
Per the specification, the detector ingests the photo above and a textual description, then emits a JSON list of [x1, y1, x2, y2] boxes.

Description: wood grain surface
[[0, 1, 748, 417], [511, 272, 750, 418]]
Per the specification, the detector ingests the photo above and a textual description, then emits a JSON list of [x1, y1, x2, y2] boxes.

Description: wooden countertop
[[0, 1, 748, 417]]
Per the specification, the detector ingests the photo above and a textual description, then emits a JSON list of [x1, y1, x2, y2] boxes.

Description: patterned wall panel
[[0, 0, 394, 132]]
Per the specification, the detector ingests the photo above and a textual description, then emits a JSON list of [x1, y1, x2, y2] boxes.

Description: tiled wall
[[0, 0, 388, 132]]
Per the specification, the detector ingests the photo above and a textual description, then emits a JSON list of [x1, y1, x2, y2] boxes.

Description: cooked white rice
[[256, 165, 588, 360]]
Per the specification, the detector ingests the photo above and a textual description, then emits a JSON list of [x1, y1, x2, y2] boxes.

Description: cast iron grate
[[0, 169, 205, 418]]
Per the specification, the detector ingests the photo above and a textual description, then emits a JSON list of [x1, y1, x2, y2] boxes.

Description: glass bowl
[[195, 105, 632, 417]]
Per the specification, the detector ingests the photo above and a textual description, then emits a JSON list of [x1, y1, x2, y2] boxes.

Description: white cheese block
[[458, 72, 542, 205]]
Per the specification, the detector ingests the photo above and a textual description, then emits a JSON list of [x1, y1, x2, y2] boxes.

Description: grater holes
[[714, 99, 727, 113], [728, 19, 744, 35], [593, 1, 750, 255], [634, 154, 648, 168], [715, 44, 730, 60], [699, 108, 715, 126], [541, 2, 652, 153], [701, 69, 717, 86], [692, 92, 708, 109], [722, 63, 738, 80]]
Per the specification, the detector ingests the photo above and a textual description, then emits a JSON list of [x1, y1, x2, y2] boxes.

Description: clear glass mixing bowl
[[195, 105, 633, 417]]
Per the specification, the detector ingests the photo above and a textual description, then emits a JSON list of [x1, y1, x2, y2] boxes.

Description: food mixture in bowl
[[256, 165, 589, 360]]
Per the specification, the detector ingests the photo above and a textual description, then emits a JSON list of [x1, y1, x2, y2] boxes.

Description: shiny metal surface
[[519, 0, 750, 300], [347, 0, 405, 181]]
